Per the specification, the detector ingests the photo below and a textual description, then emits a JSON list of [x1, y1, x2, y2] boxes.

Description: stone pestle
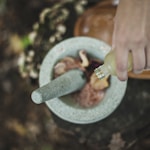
[[31, 69, 86, 104]]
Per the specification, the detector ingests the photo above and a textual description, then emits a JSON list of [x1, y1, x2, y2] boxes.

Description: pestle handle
[[31, 69, 86, 104]]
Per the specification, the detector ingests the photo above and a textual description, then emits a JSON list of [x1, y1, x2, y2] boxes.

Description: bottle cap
[[94, 65, 106, 79]]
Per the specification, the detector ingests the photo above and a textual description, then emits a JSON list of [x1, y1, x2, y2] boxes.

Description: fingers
[[114, 45, 146, 80], [114, 44, 129, 81], [113, 25, 147, 80], [131, 48, 146, 74], [145, 45, 150, 70], [112, 27, 129, 81]]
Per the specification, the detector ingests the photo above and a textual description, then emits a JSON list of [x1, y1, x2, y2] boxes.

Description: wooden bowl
[[74, 1, 150, 79], [74, 0, 116, 45]]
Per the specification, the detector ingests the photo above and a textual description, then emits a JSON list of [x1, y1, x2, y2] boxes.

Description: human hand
[[112, 0, 150, 81]]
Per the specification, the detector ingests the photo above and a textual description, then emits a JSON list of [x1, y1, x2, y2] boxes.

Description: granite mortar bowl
[[39, 37, 127, 124]]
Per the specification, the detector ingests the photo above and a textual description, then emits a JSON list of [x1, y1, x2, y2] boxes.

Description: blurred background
[[0, 0, 150, 150]]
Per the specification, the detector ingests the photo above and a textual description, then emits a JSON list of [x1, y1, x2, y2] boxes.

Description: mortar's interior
[[50, 50, 111, 110]]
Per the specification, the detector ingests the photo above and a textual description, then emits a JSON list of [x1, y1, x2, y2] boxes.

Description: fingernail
[[117, 72, 127, 81], [111, 45, 115, 50], [144, 68, 150, 71], [133, 70, 143, 74]]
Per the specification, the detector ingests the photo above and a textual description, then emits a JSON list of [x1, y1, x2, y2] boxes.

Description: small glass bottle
[[94, 50, 133, 79]]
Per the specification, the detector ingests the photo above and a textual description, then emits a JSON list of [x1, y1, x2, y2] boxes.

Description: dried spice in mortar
[[53, 50, 110, 108]]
